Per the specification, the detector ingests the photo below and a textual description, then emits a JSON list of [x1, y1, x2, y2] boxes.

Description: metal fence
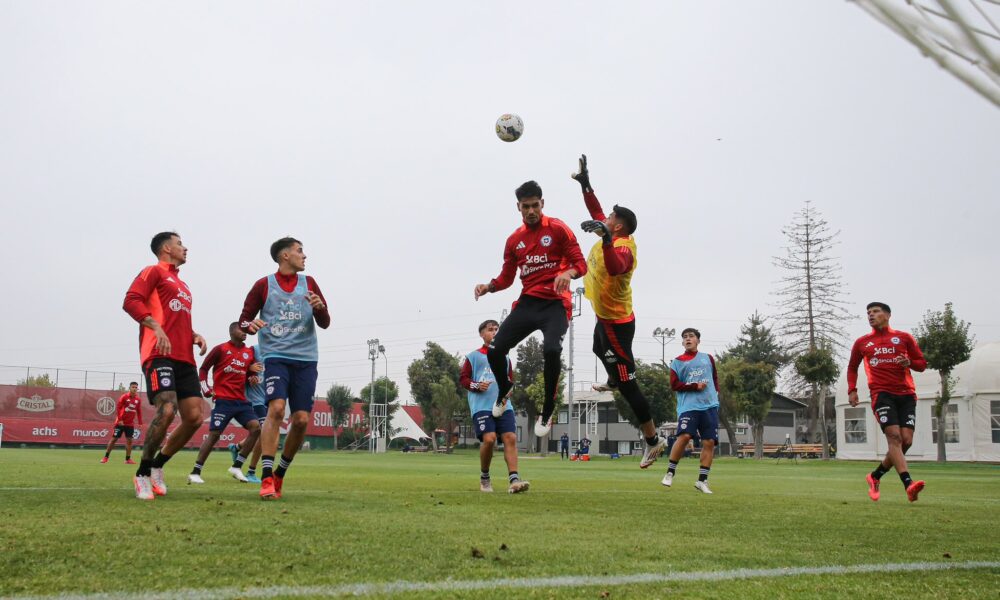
[[0, 365, 145, 392]]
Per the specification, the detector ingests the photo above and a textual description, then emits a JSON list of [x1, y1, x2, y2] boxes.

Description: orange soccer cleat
[[906, 480, 925, 502], [274, 475, 284, 499], [866, 473, 880, 502], [260, 476, 278, 500]]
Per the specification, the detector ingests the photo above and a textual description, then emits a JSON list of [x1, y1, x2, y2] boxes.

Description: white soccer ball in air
[[495, 113, 524, 142]]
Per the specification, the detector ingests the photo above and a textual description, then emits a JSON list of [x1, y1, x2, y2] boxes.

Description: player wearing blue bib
[[662, 328, 720, 494], [459, 320, 529, 494]]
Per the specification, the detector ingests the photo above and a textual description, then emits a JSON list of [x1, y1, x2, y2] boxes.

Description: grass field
[[0, 448, 998, 599]]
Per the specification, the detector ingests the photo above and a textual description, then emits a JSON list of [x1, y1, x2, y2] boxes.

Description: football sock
[[645, 435, 660, 447], [480, 471, 490, 481], [247, 467, 256, 477], [541, 351, 561, 420], [104, 450, 111, 458], [232, 454, 246, 469], [508, 471, 519, 483], [137, 459, 153, 477], [274, 454, 292, 478], [125, 453, 131, 460], [191, 463, 203, 475], [872, 464, 889, 481], [698, 466, 710, 482], [486, 347, 513, 400], [900, 471, 913, 489], [261, 456, 274, 479], [151, 451, 172, 469], [667, 461, 678, 475]]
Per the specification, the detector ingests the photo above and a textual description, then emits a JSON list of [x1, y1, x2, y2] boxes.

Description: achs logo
[[16, 395, 55, 412], [96, 396, 116, 416], [869, 358, 880, 367], [540, 235, 552, 247], [270, 324, 285, 336], [891, 336, 901, 344], [516, 241, 526, 250], [168, 299, 184, 312]]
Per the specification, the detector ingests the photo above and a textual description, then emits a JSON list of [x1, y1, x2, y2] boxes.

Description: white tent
[[389, 405, 429, 442], [835, 342, 1000, 462]]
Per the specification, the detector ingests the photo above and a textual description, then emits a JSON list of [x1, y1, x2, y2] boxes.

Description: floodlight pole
[[652, 327, 676, 369], [367, 339, 379, 453], [567, 287, 585, 452]]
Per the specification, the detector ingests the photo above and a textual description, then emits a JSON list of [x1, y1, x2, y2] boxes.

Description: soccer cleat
[[134, 476, 154, 501], [228, 466, 249, 483], [246, 474, 262, 484], [694, 480, 713, 494], [661, 472, 674, 487], [866, 473, 881, 502], [591, 382, 617, 393], [188, 473, 205, 485], [228, 443, 239, 464], [534, 416, 553, 437], [100, 456, 109, 464], [274, 475, 284, 498], [480, 479, 494, 493], [491, 396, 508, 418], [639, 438, 668, 469], [508, 479, 530, 494], [260, 476, 278, 500], [906, 480, 925, 502], [150, 468, 167, 496], [125, 458, 136, 465]]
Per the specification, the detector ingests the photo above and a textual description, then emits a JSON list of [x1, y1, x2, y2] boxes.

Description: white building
[[834, 342, 1000, 462]]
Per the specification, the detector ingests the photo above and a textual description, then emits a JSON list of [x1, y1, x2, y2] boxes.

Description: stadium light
[[652, 327, 675, 367]]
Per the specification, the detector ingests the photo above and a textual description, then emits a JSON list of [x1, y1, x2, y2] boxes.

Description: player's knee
[[885, 430, 903, 445], [290, 412, 309, 429], [501, 432, 517, 447], [481, 433, 497, 447]]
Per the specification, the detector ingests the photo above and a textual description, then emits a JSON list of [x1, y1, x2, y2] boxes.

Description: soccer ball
[[495, 113, 524, 142]]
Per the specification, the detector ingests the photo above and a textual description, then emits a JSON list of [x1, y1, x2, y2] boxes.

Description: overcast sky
[[1, 2, 997, 401]]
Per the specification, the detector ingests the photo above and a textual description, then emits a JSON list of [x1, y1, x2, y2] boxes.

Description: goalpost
[[852, 0, 1000, 108]]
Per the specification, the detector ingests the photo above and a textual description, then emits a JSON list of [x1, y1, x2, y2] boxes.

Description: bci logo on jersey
[[874, 347, 896, 356], [279, 310, 303, 321], [525, 253, 549, 264]]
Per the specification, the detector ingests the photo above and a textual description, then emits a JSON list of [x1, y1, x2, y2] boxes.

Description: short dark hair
[[270, 237, 302, 263], [229, 321, 240, 331], [150, 232, 177, 257], [866, 302, 891, 314], [478, 319, 499, 333], [612, 205, 637, 234], [681, 327, 701, 339], [129, 381, 138, 387], [515, 180, 543, 201]]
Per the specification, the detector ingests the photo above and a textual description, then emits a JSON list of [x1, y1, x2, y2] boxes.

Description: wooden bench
[[737, 443, 827, 459]]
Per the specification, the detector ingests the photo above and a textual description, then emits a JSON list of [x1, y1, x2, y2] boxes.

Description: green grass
[[0, 449, 997, 599]]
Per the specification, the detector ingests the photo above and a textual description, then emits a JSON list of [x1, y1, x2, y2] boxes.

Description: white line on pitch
[[6, 561, 998, 600]]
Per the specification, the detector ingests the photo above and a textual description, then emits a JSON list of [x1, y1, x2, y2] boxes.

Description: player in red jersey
[[123, 232, 207, 500], [187, 322, 264, 485], [847, 302, 928, 502], [100, 382, 143, 464], [474, 180, 587, 438]]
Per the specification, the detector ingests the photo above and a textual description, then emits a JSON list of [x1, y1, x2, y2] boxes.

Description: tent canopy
[[390, 405, 429, 441]]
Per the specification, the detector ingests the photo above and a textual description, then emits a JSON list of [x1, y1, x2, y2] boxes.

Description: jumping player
[[123, 232, 208, 500], [101, 382, 143, 464], [572, 154, 666, 469], [474, 180, 587, 437], [662, 328, 719, 494], [188, 323, 263, 485], [847, 302, 928, 502], [240, 237, 330, 500], [460, 320, 529, 494]]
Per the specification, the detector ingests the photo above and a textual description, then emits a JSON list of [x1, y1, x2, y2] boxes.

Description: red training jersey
[[847, 327, 927, 404], [490, 215, 587, 315], [238, 272, 331, 331], [199, 342, 256, 401], [123, 262, 195, 367], [115, 393, 143, 426]]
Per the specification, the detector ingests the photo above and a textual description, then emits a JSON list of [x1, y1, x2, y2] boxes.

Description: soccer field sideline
[[3, 561, 998, 600]]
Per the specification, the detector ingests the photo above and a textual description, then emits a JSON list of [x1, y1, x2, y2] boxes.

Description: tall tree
[[613, 359, 674, 429], [325, 384, 356, 450], [360, 376, 400, 442], [914, 302, 975, 463], [718, 359, 777, 458], [429, 375, 465, 450], [773, 202, 851, 442], [17, 373, 55, 388], [523, 373, 565, 454], [511, 336, 545, 451], [793, 345, 840, 458], [407, 342, 461, 451]]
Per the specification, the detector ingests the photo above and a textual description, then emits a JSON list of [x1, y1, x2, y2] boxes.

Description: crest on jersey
[[891, 336, 900, 344], [540, 235, 552, 247], [242, 352, 249, 359]]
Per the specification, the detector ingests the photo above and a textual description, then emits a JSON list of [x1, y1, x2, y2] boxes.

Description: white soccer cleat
[[480, 479, 494, 493], [491, 396, 508, 418], [694, 480, 713, 494], [228, 467, 249, 482], [150, 468, 167, 496], [134, 475, 155, 500], [187, 473, 205, 485], [639, 438, 667, 469], [534, 416, 553, 437], [661, 472, 674, 487], [591, 382, 616, 393], [508, 479, 530, 494]]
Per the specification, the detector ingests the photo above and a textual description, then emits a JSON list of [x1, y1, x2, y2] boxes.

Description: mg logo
[[96, 396, 116, 416]]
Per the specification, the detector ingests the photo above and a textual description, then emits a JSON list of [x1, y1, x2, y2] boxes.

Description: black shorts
[[143, 358, 202, 404], [593, 319, 637, 384], [491, 295, 569, 355], [113, 425, 135, 439], [872, 392, 916, 431]]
